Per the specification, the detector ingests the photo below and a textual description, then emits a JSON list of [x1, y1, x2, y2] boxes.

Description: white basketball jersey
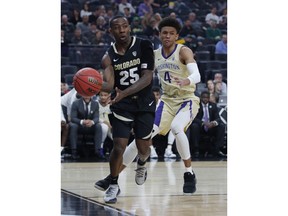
[[154, 44, 197, 101], [99, 103, 111, 123]]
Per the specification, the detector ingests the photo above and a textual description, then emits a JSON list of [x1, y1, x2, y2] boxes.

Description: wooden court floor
[[61, 160, 227, 216]]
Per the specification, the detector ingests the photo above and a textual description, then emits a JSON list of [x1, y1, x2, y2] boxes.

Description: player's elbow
[[194, 73, 201, 84]]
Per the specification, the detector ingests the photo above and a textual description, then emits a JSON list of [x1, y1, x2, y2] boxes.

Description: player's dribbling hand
[[110, 87, 124, 104]]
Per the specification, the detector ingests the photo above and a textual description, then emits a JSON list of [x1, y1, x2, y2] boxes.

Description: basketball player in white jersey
[[95, 17, 201, 195]]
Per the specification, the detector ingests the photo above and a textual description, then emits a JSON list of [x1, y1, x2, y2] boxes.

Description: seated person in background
[[61, 77, 70, 96], [205, 20, 222, 42], [69, 94, 103, 159], [61, 105, 69, 154], [213, 72, 227, 95], [215, 34, 227, 54], [98, 90, 113, 157], [189, 91, 226, 158], [61, 88, 79, 122], [206, 79, 219, 103]]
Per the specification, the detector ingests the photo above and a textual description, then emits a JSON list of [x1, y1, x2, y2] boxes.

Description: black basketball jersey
[[108, 36, 156, 112]]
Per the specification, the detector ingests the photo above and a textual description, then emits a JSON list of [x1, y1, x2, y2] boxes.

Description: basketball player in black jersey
[[98, 15, 156, 204]]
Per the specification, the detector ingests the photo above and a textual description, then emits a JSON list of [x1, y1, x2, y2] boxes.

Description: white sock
[[185, 167, 193, 174], [166, 144, 172, 151], [123, 140, 138, 167]]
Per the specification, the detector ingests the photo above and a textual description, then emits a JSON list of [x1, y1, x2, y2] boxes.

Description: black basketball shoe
[[94, 174, 111, 191], [183, 172, 197, 195]]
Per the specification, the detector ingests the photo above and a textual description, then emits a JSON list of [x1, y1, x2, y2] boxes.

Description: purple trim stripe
[[161, 44, 178, 59], [154, 101, 164, 126], [176, 100, 193, 119]]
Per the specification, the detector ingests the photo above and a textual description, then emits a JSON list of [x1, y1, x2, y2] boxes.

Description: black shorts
[[109, 110, 155, 139]]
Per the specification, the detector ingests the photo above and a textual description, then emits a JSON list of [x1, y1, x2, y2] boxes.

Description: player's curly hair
[[158, 17, 182, 34]]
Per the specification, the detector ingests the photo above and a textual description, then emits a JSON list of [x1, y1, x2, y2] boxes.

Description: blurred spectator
[[205, 20, 222, 41], [70, 28, 90, 62], [91, 30, 106, 45], [214, 80, 223, 96], [179, 19, 198, 49], [174, 0, 189, 14], [80, 1, 92, 18], [218, 8, 227, 30], [169, 12, 183, 27], [141, 12, 153, 32], [61, 14, 75, 36], [76, 15, 91, 35], [131, 17, 144, 35], [216, 0, 227, 14], [153, 12, 162, 27], [215, 34, 227, 54], [189, 91, 226, 158], [69, 95, 103, 159], [123, 7, 134, 24], [150, 0, 169, 13], [61, 77, 70, 96], [96, 16, 108, 34], [213, 72, 227, 94], [138, 0, 153, 18], [61, 88, 79, 122], [205, 6, 220, 26], [143, 16, 159, 37], [98, 5, 107, 17], [70, 28, 90, 45], [69, 8, 82, 26], [188, 12, 204, 37], [61, 105, 69, 155], [83, 23, 98, 42], [61, 30, 70, 57], [118, 0, 136, 15], [206, 79, 219, 103], [89, 6, 101, 24], [104, 7, 115, 24]]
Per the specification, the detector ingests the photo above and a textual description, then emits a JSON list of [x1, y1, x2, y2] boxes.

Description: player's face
[[99, 92, 110, 103], [110, 18, 131, 43], [159, 26, 179, 48]]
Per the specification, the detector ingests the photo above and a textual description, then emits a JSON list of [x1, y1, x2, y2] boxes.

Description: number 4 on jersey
[[164, 71, 172, 83]]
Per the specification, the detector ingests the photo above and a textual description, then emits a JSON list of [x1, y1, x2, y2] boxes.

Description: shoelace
[[135, 167, 146, 177]]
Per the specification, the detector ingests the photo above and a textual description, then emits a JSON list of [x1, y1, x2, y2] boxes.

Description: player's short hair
[[109, 15, 128, 28], [158, 17, 182, 34]]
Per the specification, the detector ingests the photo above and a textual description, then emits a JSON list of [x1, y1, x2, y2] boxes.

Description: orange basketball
[[73, 67, 103, 97]]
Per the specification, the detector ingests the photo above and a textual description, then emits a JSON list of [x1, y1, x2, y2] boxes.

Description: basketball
[[73, 67, 103, 97]]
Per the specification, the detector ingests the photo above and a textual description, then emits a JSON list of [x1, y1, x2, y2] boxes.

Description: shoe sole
[[164, 154, 176, 158], [103, 189, 121, 204], [183, 187, 196, 195], [104, 198, 117, 204], [94, 184, 107, 191]]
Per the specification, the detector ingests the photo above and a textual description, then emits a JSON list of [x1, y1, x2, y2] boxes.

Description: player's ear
[[175, 34, 179, 41]]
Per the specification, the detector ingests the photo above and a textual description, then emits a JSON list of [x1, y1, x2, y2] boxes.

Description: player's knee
[[113, 143, 126, 156], [170, 123, 183, 135]]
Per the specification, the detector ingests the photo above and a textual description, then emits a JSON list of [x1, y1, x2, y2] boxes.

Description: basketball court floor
[[61, 158, 227, 216]]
